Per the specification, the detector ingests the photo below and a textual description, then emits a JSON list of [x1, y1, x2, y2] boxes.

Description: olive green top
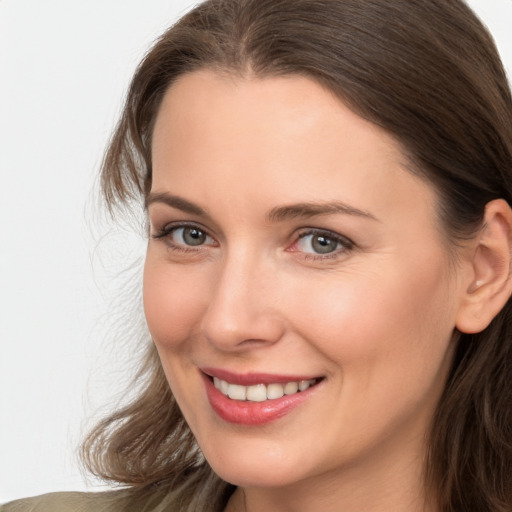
[[1, 483, 228, 512], [1, 492, 146, 512]]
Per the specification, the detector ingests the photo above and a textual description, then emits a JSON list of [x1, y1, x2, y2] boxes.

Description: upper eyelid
[[147, 204, 222, 235], [152, 220, 213, 235], [295, 227, 354, 244], [298, 227, 346, 238]]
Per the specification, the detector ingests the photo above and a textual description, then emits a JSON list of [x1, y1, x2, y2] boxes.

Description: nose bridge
[[200, 245, 283, 350]]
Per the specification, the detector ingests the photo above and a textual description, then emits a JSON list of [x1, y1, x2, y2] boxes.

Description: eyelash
[[151, 223, 355, 260], [152, 222, 216, 253], [292, 229, 355, 260]]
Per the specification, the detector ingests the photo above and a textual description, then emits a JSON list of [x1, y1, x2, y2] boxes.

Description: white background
[[1, 0, 511, 503]]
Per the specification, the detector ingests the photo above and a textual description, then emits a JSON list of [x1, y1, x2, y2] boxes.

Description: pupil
[[184, 228, 206, 246], [312, 235, 336, 254]]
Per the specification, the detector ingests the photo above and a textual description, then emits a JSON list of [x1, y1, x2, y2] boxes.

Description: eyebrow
[[146, 192, 378, 223], [267, 201, 378, 223], [145, 192, 208, 217]]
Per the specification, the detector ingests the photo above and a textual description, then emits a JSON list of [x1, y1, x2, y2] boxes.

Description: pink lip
[[201, 367, 319, 385], [200, 369, 322, 426]]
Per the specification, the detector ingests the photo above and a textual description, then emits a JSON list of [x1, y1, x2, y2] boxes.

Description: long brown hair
[[82, 1, 512, 510]]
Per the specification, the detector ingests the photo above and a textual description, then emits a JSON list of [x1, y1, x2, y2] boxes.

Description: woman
[[3, 0, 512, 511]]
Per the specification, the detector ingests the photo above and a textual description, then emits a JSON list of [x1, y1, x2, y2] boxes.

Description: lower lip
[[202, 373, 320, 426]]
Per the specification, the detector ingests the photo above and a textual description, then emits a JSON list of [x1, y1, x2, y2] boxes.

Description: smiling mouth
[[211, 376, 322, 402], [201, 370, 324, 424]]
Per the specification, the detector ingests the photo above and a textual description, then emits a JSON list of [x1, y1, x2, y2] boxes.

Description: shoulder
[[1, 491, 132, 512]]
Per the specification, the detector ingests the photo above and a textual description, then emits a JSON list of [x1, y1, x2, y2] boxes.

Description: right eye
[[152, 224, 216, 251], [171, 226, 210, 246]]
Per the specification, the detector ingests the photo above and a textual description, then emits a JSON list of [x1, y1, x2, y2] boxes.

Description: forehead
[[152, 70, 399, 161], [150, 70, 437, 228]]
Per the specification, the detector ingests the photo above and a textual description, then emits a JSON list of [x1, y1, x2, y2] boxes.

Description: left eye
[[296, 232, 347, 254], [170, 226, 213, 246]]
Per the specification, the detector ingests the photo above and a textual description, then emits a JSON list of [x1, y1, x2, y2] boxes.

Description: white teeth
[[299, 380, 310, 391], [246, 384, 267, 402], [213, 377, 318, 401], [213, 376, 229, 395], [284, 381, 299, 395], [266, 383, 285, 399], [220, 379, 229, 395], [227, 384, 247, 400]]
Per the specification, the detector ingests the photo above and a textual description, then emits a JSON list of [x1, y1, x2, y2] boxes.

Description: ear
[[456, 199, 512, 334]]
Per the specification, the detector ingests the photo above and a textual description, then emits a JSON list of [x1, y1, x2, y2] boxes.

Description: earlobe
[[456, 199, 512, 334]]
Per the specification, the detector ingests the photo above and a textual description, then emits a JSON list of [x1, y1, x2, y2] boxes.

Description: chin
[[210, 461, 302, 489], [198, 436, 312, 488]]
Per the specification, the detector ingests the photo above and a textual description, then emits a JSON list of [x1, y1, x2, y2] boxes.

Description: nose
[[200, 250, 285, 352]]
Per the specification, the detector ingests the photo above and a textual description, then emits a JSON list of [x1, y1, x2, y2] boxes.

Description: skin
[[143, 70, 510, 512]]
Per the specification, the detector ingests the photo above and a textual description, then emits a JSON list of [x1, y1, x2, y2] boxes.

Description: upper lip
[[201, 367, 323, 386]]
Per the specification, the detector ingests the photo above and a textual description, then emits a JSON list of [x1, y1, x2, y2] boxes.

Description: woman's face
[[144, 70, 463, 489]]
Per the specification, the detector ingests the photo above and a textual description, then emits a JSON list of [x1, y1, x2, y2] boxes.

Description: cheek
[[143, 257, 209, 350], [280, 259, 457, 458], [286, 256, 456, 381]]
